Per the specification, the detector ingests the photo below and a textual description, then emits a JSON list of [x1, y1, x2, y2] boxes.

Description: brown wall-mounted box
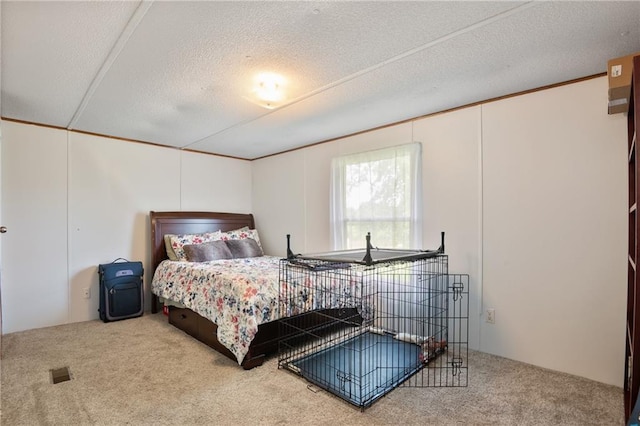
[[608, 52, 640, 114]]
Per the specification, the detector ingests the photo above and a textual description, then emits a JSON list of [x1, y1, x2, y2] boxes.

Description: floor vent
[[50, 367, 72, 384]]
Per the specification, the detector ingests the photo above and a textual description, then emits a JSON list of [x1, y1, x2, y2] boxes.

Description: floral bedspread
[[152, 256, 282, 365]]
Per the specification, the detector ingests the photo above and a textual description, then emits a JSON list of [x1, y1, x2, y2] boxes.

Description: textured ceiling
[[2, 1, 640, 159]]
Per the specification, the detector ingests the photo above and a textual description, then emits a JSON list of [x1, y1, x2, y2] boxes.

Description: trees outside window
[[330, 143, 422, 250]]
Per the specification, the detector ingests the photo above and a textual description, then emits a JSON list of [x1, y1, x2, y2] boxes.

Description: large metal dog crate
[[278, 234, 468, 409]]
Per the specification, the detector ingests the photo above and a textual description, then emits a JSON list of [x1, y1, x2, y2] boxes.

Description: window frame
[[330, 142, 423, 250]]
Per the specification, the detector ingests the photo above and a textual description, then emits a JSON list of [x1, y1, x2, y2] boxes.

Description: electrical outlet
[[83, 287, 91, 299], [486, 308, 495, 324]]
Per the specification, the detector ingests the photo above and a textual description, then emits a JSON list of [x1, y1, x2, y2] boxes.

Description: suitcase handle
[[98, 258, 133, 277]]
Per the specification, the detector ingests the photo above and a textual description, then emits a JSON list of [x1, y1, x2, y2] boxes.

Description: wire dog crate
[[278, 234, 469, 409]]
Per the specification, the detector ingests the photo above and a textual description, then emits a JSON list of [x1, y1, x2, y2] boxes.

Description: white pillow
[[219, 227, 263, 251], [168, 231, 223, 261]]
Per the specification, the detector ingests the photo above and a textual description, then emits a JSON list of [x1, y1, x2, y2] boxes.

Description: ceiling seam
[[67, 0, 154, 130], [181, 1, 539, 149]]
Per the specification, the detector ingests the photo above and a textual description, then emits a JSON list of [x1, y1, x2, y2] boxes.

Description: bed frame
[[150, 211, 359, 370]]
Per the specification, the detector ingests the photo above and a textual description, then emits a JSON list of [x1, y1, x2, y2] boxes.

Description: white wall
[[414, 106, 482, 351], [180, 150, 252, 213], [253, 149, 307, 256], [481, 77, 627, 386], [67, 132, 180, 323], [252, 76, 627, 386], [1, 121, 252, 332]]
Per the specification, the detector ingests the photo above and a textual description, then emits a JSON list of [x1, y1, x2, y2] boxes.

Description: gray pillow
[[183, 240, 233, 262], [225, 238, 264, 258]]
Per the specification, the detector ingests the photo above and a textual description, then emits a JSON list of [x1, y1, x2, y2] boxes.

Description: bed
[[149, 211, 360, 369]]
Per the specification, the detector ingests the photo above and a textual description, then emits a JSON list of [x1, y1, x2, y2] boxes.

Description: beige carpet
[[1, 313, 624, 425]]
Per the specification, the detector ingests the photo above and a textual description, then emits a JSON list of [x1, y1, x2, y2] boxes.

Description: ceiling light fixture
[[253, 72, 286, 109]]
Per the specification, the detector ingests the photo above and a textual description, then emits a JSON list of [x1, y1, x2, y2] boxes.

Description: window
[[330, 142, 422, 250]]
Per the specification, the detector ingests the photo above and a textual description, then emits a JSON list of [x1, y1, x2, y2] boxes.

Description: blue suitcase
[[98, 258, 144, 322]]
